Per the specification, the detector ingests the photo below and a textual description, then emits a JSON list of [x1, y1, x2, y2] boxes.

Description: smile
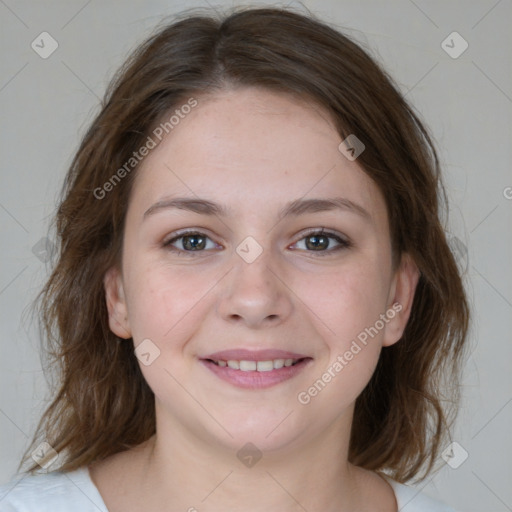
[[200, 352, 312, 389], [210, 358, 302, 371]]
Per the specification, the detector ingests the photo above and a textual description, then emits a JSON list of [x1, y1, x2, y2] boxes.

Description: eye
[[162, 228, 351, 257], [291, 228, 351, 255], [163, 230, 219, 255]]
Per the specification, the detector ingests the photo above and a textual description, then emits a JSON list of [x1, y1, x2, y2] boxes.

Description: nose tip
[[217, 256, 293, 329]]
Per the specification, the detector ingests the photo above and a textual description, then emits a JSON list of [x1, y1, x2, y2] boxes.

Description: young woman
[[0, 6, 469, 511]]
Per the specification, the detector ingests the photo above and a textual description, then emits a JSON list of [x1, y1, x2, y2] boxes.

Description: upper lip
[[202, 349, 311, 361]]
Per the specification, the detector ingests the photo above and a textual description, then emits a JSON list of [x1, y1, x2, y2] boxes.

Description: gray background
[[1, 1, 511, 510]]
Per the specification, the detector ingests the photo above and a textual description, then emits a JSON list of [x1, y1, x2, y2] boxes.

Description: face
[[105, 87, 418, 454]]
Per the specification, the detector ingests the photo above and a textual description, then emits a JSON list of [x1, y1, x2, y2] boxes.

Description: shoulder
[[385, 477, 457, 512], [0, 466, 108, 512]]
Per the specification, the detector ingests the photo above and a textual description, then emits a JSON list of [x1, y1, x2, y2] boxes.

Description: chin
[[208, 409, 308, 454]]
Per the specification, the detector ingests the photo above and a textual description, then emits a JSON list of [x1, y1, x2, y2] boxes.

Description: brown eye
[[163, 231, 218, 255], [305, 233, 330, 251], [293, 230, 351, 255]]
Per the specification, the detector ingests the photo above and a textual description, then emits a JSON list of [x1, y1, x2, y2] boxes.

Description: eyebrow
[[143, 196, 372, 223]]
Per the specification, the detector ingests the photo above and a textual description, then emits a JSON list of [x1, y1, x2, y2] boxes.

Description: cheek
[[298, 345, 380, 416], [124, 258, 242, 395], [125, 262, 215, 346], [293, 262, 389, 400], [293, 260, 390, 343], [295, 270, 387, 410]]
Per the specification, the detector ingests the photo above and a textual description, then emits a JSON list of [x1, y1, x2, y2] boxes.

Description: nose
[[216, 249, 293, 329]]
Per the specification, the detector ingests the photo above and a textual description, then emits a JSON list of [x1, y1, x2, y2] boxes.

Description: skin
[[91, 86, 419, 512]]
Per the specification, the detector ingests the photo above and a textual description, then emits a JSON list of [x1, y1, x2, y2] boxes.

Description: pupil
[[306, 235, 328, 251], [184, 235, 205, 250]]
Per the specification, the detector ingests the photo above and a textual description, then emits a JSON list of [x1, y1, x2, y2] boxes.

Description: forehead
[[129, 87, 387, 225]]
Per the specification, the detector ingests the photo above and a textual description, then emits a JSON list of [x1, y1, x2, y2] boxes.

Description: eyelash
[[162, 228, 351, 257]]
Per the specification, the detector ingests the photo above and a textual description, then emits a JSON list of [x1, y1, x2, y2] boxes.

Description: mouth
[[207, 357, 305, 371], [200, 349, 313, 389]]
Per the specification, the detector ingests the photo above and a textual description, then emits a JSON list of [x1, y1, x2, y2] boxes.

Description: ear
[[104, 266, 132, 339], [382, 253, 420, 347]]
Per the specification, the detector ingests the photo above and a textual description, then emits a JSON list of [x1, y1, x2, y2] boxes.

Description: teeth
[[215, 358, 301, 371], [239, 360, 256, 371], [256, 360, 274, 372]]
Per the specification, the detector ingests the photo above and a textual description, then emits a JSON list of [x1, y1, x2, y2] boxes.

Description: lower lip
[[200, 359, 312, 389]]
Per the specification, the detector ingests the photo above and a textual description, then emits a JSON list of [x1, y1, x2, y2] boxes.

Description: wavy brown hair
[[19, 5, 469, 482]]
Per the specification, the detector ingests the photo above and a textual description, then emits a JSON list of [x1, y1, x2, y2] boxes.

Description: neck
[[136, 414, 367, 512]]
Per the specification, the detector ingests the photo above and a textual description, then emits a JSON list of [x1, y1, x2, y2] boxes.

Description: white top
[[0, 466, 456, 511]]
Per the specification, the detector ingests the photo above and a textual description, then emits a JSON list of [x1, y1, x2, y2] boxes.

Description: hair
[[19, 5, 469, 483]]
